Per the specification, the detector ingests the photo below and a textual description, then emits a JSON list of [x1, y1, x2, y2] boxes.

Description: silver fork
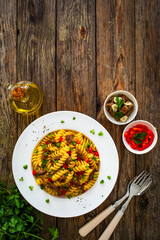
[[98, 172, 152, 240], [79, 171, 145, 237]]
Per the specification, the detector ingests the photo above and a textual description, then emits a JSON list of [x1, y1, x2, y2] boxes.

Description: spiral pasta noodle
[[31, 129, 100, 198]]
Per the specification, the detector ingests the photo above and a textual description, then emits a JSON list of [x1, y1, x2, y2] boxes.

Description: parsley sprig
[[115, 95, 123, 108], [133, 132, 148, 144], [0, 182, 58, 240]]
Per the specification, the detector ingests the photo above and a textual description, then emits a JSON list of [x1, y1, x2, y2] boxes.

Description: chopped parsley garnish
[[79, 189, 82, 194], [71, 158, 77, 162], [68, 168, 72, 172], [100, 180, 104, 184], [61, 120, 65, 123], [42, 144, 47, 149], [85, 166, 89, 170], [115, 111, 124, 119], [92, 156, 97, 161], [83, 145, 86, 148], [48, 133, 53, 137], [65, 172, 68, 176], [42, 159, 49, 169], [23, 165, 28, 169], [60, 167, 64, 171], [40, 184, 45, 189], [44, 152, 48, 156], [72, 141, 77, 146], [98, 131, 103, 136], [53, 160, 58, 164], [87, 142, 90, 147], [133, 132, 148, 144], [35, 149, 38, 154], [56, 142, 61, 148], [82, 175, 85, 180], [67, 194, 72, 199], [19, 177, 24, 181], [63, 184, 67, 188], [73, 177, 77, 181], [69, 147, 74, 150], [73, 117, 76, 120], [93, 174, 98, 178], [29, 186, 33, 191], [107, 176, 111, 180], [90, 129, 95, 134], [45, 199, 50, 203]]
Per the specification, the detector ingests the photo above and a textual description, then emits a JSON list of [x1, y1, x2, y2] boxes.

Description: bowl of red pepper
[[122, 120, 158, 154]]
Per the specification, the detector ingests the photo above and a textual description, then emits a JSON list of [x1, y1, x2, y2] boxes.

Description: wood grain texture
[[56, 0, 96, 239], [96, 1, 136, 239], [17, 0, 56, 239], [0, 0, 160, 239], [0, 0, 17, 184], [135, 1, 160, 240]]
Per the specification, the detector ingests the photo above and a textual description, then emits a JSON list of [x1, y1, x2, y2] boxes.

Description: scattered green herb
[[72, 141, 77, 146], [93, 174, 98, 178], [42, 159, 49, 169], [73, 177, 77, 181], [98, 131, 103, 136], [83, 145, 86, 148], [115, 111, 124, 119], [61, 120, 64, 123], [67, 194, 72, 199], [71, 158, 77, 162], [90, 129, 95, 134], [42, 144, 47, 149], [92, 156, 97, 161], [85, 166, 89, 170], [107, 176, 111, 180], [53, 160, 58, 164], [68, 168, 72, 172], [72, 117, 76, 120], [44, 152, 48, 156], [65, 172, 68, 176], [40, 184, 45, 190], [87, 142, 90, 147], [35, 149, 38, 154], [60, 167, 64, 171], [19, 177, 24, 182], [82, 175, 85, 180], [29, 186, 33, 191], [45, 199, 49, 203], [79, 189, 82, 194], [62, 184, 66, 188], [69, 147, 74, 150], [55, 142, 61, 148], [23, 165, 28, 170], [133, 132, 148, 144], [100, 180, 104, 184], [48, 133, 53, 137]]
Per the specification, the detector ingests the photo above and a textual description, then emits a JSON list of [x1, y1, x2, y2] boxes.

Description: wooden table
[[0, 0, 159, 239]]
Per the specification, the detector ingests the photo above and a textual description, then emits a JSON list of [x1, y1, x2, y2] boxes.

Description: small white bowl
[[122, 120, 158, 154], [104, 90, 138, 125]]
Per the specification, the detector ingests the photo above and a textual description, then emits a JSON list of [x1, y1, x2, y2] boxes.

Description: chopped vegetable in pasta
[[31, 129, 100, 198]]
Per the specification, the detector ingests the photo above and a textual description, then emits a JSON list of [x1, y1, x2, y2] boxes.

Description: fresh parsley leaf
[[98, 131, 103, 136], [67, 194, 72, 199], [85, 166, 89, 170], [29, 186, 33, 191], [53, 160, 58, 164], [49, 226, 59, 240], [72, 141, 77, 146], [133, 132, 148, 140], [92, 156, 97, 161], [35, 149, 38, 154], [87, 142, 90, 147], [82, 175, 85, 180], [116, 95, 123, 108], [93, 174, 98, 178], [23, 165, 28, 169], [79, 189, 82, 194], [45, 199, 50, 203], [61, 120, 64, 123], [42, 144, 47, 149], [107, 176, 111, 180], [40, 184, 45, 189], [71, 158, 77, 162], [100, 180, 104, 184], [90, 129, 95, 134], [44, 152, 48, 156], [133, 139, 143, 144], [48, 133, 53, 137], [68, 168, 73, 172], [72, 117, 76, 120], [115, 111, 124, 119], [73, 177, 77, 181], [19, 177, 24, 181], [42, 159, 49, 169]]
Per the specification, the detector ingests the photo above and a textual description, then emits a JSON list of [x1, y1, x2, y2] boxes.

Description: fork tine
[[141, 176, 152, 187], [139, 174, 152, 187], [133, 170, 146, 183], [136, 172, 150, 185]]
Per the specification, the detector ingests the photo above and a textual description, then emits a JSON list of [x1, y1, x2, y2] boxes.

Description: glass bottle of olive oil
[[8, 81, 43, 114]]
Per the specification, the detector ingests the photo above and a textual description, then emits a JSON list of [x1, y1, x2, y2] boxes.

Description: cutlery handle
[[79, 205, 115, 237], [98, 210, 124, 240]]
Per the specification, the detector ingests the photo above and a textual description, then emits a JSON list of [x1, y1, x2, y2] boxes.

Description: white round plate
[[12, 111, 119, 218]]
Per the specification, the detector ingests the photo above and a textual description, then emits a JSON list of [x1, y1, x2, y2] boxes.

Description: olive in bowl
[[104, 90, 138, 125]]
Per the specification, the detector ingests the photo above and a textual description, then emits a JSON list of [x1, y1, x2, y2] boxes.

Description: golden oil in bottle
[[8, 81, 43, 114]]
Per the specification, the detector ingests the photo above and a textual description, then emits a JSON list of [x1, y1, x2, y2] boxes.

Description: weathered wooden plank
[[56, 0, 96, 239], [96, 0, 136, 239], [135, 1, 160, 239], [17, 0, 56, 238], [0, 0, 17, 184]]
